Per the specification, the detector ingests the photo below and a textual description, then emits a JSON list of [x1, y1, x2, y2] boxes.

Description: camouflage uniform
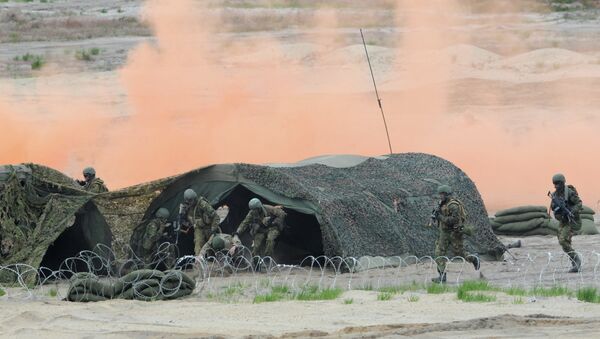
[[235, 204, 286, 257], [551, 184, 583, 270], [198, 233, 242, 258], [140, 217, 169, 264], [82, 177, 108, 193], [180, 196, 222, 255], [434, 197, 478, 275]]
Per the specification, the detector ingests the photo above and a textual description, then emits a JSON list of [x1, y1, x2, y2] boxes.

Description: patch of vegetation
[[426, 283, 454, 294], [296, 286, 343, 301], [47, 288, 57, 297], [377, 292, 393, 301], [577, 287, 600, 303], [343, 298, 353, 304], [378, 282, 422, 295], [504, 287, 528, 296], [75, 48, 100, 62], [407, 294, 420, 302], [456, 281, 497, 303], [531, 286, 572, 297], [0, 288, 5, 297], [512, 297, 524, 304], [31, 55, 44, 70], [253, 291, 286, 303], [358, 283, 373, 291]]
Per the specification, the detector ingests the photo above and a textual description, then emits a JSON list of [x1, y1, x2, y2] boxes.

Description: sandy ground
[[2, 235, 600, 338], [2, 1, 600, 337]]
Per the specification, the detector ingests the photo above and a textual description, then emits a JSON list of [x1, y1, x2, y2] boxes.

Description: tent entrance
[[40, 202, 112, 275], [217, 185, 324, 264]]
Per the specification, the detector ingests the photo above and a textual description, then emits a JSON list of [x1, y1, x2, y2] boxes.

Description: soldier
[[430, 185, 479, 283], [139, 208, 171, 264], [179, 189, 222, 256], [77, 167, 108, 193], [197, 233, 242, 259], [234, 198, 286, 258], [549, 173, 583, 273]]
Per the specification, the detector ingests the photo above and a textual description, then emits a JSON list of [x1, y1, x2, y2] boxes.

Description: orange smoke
[[0, 0, 599, 213]]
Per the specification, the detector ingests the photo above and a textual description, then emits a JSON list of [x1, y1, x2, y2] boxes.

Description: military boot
[[431, 270, 447, 284], [568, 254, 581, 273], [472, 256, 480, 271]]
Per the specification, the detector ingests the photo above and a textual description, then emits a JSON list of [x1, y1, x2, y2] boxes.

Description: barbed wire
[[1, 242, 600, 301]]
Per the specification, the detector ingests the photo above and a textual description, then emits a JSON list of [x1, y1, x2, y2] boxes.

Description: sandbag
[[581, 206, 595, 215], [580, 219, 599, 235], [581, 214, 594, 221], [542, 219, 560, 231], [489, 218, 502, 229], [496, 218, 546, 234], [495, 206, 547, 217], [493, 212, 549, 225]]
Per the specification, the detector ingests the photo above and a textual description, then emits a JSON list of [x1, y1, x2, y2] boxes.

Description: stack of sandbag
[[67, 269, 195, 302], [580, 206, 598, 235], [489, 206, 551, 236], [490, 205, 598, 236]]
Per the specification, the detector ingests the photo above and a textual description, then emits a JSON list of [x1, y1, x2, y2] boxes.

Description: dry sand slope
[[1, 290, 600, 338]]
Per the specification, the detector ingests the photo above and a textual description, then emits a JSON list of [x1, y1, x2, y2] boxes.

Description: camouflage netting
[[0, 153, 506, 282]]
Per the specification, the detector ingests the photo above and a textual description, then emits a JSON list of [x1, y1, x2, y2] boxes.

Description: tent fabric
[[0, 153, 506, 280]]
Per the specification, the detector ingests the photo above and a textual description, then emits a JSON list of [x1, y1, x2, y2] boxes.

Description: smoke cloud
[[0, 0, 598, 212]]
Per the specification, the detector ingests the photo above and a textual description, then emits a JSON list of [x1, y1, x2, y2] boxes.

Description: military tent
[[0, 153, 506, 278]]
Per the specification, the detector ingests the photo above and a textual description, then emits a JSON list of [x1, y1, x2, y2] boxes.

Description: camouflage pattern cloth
[[198, 233, 242, 258], [180, 196, 221, 255], [551, 184, 583, 262], [434, 197, 477, 273], [140, 217, 169, 264], [82, 177, 108, 193], [235, 204, 286, 257]]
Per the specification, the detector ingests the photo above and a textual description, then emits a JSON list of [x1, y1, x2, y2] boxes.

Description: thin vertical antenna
[[360, 28, 393, 155]]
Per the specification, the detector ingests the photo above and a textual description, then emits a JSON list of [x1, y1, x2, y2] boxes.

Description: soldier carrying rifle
[[548, 173, 583, 273], [428, 185, 480, 283]]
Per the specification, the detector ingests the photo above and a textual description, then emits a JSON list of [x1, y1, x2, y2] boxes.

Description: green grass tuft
[[295, 286, 342, 301], [343, 298, 353, 304], [577, 287, 600, 303], [504, 287, 527, 296], [427, 283, 454, 294], [407, 294, 420, 302], [377, 292, 393, 301], [456, 280, 497, 303], [0, 288, 5, 297], [253, 291, 285, 303], [512, 297, 524, 304], [531, 286, 572, 297]]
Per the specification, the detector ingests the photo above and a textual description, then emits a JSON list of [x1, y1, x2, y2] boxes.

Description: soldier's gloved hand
[[228, 246, 237, 256], [262, 217, 271, 226]]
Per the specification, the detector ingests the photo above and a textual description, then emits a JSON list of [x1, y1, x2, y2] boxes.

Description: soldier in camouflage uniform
[[234, 198, 286, 258], [197, 233, 242, 259], [139, 208, 171, 264], [549, 173, 583, 273], [179, 189, 221, 256], [431, 185, 480, 283], [77, 167, 108, 193]]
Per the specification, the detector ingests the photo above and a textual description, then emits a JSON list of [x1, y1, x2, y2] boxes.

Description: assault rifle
[[547, 191, 575, 224], [428, 200, 443, 227]]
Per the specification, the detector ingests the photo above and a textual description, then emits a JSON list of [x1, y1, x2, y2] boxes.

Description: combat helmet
[[437, 185, 452, 195], [211, 236, 226, 251], [248, 198, 262, 210], [552, 173, 566, 184], [155, 208, 170, 219], [183, 189, 198, 201], [83, 167, 96, 176]]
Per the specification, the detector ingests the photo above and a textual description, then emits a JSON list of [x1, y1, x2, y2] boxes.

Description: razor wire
[[2, 243, 600, 301]]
